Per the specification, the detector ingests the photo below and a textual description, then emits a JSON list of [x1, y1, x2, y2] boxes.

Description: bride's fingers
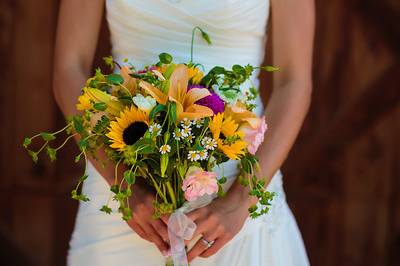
[[187, 231, 218, 263], [187, 208, 206, 222], [151, 219, 169, 243], [140, 222, 169, 253], [200, 237, 226, 258], [160, 214, 170, 225], [128, 219, 147, 240]]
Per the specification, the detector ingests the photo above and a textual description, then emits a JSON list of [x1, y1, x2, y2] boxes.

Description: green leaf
[[124, 170, 136, 185], [23, 138, 31, 148], [132, 138, 156, 154], [218, 176, 227, 184], [106, 73, 124, 85], [159, 53, 173, 64], [78, 139, 88, 150], [80, 174, 88, 181], [46, 147, 57, 162], [100, 205, 112, 214], [110, 185, 120, 194], [169, 102, 177, 125], [149, 104, 167, 120], [232, 64, 245, 75], [163, 64, 176, 79], [93, 102, 107, 111], [74, 154, 81, 163], [28, 150, 38, 163], [103, 56, 114, 69], [93, 115, 110, 134], [260, 66, 280, 72], [73, 116, 84, 134], [122, 207, 133, 221], [200, 29, 212, 45], [40, 132, 56, 141]]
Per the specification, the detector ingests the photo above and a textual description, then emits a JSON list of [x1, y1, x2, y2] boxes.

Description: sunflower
[[208, 113, 247, 160], [106, 106, 150, 151]]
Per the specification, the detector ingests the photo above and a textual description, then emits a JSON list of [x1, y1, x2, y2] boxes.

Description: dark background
[[1, 0, 399, 265]]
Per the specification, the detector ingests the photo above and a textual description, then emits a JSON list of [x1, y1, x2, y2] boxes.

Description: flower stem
[[190, 26, 201, 63], [166, 181, 177, 209]]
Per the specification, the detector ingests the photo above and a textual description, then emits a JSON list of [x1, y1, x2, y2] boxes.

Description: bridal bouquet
[[23, 28, 277, 265]]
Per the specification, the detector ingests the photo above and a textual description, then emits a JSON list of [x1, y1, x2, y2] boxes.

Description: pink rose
[[182, 167, 218, 201], [239, 116, 268, 155]]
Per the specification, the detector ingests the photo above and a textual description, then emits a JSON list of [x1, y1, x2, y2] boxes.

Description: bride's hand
[[127, 180, 170, 255], [186, 182, 254, 262]]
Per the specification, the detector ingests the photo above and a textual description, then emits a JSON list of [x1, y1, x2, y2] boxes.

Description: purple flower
[[188, 85, 224, 114]]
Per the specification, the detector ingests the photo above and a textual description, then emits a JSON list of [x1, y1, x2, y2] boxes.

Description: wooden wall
[[0, 0, 398, 265]]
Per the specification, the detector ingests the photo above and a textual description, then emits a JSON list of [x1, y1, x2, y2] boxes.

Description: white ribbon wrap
[[167, 194, 214, 266]]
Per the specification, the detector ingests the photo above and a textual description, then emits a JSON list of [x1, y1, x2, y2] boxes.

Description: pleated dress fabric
[[67, 1, 310, 265]]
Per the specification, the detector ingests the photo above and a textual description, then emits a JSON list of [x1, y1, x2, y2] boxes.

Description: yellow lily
[[139, 64, 214, 121], [120, 66, 137, 94], [83, 87, 124, 116]]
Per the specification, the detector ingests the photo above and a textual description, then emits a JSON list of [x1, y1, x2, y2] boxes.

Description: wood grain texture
[[0, 0, 399, 265]]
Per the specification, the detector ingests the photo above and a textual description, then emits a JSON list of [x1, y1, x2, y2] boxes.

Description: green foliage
[[93, 102, 107, 111], [71, 190, 89, 202], [46, 147, 57, 162], [159, 53, 173, 64], [103, 56, 114, 69], [72, 116, 84, 134], [28, 150, 38, 163], [199, 28, 212, 45], [23, 138, 31, 148], [40, 132, 55, 141], [80, 174, 88, 182], [100, 205, 112, 214], [260, 65, 280, 72], [124, 170, 136, 185], [132, 138, 156, 155], [92, 115, 110, 134], [74, 153, 82, 163], [106, 73, 124, 85], [149, 104, 167, 120], [168, 102, 177, 125], [78, 139, 88, 150]]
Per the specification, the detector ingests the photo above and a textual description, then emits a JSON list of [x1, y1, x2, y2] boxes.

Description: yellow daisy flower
[[188, 65, 204, 84], [106, 106, 150, 151], [209, 113, 247, 160]]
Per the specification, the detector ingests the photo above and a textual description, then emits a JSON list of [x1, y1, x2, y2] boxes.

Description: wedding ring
[[201, 238, 215, 249]]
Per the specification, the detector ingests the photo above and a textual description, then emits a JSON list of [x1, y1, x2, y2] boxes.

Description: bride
[[53, 0, 314, 265]]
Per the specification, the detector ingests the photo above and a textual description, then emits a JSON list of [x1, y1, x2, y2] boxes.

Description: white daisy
[[186, 134, 195, 143], [173, 130, 183, 140], [159, 144, 171, 154], [181, 127, 192, 137], [193, 118, 204, 128], [201, 137, 217, 150], [187, 150, 200, 161], [181, 118, 192, 128], [198, 150, 208, 160], [149, 123, 162, 136]]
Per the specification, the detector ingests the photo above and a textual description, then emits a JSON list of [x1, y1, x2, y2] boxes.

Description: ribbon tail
[[167, 210, 197, 266]]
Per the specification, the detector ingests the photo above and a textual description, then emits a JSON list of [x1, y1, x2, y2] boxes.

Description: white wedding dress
[[68, 0, 310, 265]]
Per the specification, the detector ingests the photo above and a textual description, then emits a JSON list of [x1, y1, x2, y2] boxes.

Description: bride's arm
[[53, 0, 169, 253], [186, 0, 315, 261]]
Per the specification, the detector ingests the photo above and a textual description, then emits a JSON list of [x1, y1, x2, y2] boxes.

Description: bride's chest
[[106, 0, 269, 22]]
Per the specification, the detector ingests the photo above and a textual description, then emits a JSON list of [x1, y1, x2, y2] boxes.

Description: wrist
[[226, 179, 258, 210]]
